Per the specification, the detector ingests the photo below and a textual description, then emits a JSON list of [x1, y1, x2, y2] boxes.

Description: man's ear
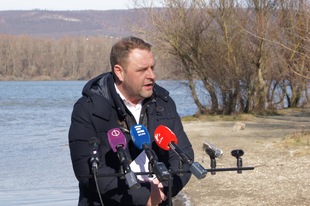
[[114, 65, 124, 82]]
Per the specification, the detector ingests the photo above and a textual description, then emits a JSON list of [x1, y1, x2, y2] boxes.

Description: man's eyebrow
[[139, 63, 155, 70]]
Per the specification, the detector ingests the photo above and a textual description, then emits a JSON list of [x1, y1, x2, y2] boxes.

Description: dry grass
[[181, 108, 309, 123], [181, 113, 256, 122], [276, 108, 310, 115], [277, 127, 310, 156]]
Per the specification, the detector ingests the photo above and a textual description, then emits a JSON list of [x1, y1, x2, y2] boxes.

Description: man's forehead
[[129, 49, 154, 65], [129, 48, 152, 57]]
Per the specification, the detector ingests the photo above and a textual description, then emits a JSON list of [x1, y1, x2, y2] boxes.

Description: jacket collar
[[153, 84, 169, 102], [83, 72, 170, 120]]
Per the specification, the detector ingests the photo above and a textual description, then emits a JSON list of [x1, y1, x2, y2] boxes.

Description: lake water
[[0, 80, 205, 206]]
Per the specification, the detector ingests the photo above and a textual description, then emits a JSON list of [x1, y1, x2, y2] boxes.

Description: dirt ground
[[178, 109, 310, 206]]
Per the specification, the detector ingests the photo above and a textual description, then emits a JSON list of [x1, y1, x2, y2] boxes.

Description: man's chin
[[141, 91, 153, 99]]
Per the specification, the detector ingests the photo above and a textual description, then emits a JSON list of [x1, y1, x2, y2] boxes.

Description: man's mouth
[[144, 82, 154, 89]]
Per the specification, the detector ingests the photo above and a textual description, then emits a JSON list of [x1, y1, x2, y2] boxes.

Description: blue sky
[[0, 0, 131, 11]]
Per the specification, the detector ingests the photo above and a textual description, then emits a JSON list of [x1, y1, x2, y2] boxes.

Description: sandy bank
[[181, 109, 310, 205]]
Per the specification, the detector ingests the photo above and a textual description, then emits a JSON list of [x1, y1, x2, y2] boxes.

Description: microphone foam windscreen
[[89, 137, 101, 146], [130, 124, 150, 149], [154, 125, 178, 150], [107, 128, 127, 152]]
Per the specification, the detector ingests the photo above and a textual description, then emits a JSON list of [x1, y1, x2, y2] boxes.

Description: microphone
[[130, 124, 170, 182], [202, 141, 223, 175], [154, 125, 207, 179], [89, 137, 101, 175], [107, 128, 141, 190], [231, 149, 244, 158], [231, 149, 244, 173], [202, 142, 223, 159]]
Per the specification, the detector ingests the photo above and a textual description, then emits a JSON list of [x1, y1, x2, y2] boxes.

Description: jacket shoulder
[[154, 84, 170, 102], [82, 72, 113, 99]]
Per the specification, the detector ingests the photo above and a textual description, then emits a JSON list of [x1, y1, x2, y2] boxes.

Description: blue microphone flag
[[130, 124, 151, 149]]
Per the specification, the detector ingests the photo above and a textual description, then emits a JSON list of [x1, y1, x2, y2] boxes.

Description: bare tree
[[277, 0, 310, 107], [0, 34, 117, 80], [130, 0, 222, 114]]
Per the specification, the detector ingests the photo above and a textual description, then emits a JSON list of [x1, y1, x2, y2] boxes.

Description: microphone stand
[[80, 166, 254, 206], [81, 149, 254, 206], [210, 157, 216, 175]]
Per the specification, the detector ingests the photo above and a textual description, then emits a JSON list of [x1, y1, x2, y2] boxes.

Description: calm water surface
[[0, 81, 206, 205]]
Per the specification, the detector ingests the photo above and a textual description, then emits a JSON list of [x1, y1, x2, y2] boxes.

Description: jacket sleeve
[[68, 97, 151, 205]]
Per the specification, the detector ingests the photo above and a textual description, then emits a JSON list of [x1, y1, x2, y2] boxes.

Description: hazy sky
[[0, 0, 132, 11]]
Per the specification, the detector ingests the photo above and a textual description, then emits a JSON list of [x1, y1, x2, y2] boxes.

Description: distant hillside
[[0, 10, 136, 39]]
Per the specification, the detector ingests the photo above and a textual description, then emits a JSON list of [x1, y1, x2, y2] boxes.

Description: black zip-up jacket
[[69, 72, 194, 206]]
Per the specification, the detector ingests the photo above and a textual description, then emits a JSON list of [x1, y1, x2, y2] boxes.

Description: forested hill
[[0, 9, 179, 81], [0, 10, 135, 39]]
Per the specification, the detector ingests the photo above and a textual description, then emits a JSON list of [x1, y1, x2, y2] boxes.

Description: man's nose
[[146, 67, 155, 79]]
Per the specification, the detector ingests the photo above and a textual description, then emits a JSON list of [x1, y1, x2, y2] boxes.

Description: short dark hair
[[110, 36, 152, 75]]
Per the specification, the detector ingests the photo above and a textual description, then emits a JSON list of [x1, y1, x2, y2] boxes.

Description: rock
[[232, 121, 246, 131]]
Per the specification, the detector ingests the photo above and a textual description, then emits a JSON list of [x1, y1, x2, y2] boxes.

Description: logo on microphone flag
[[111, 129, 120, 137], [154, 133, 163, 144]]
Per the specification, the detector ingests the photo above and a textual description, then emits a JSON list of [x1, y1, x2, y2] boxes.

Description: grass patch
[[181, 113, 256, 122], [181, 108, 310, 122], [181, 116, 199, 122], [256, 140, 264, 144], [277, 128, 310, 156], [275, 108, 309, 116], [250, 110, 279, 117], [249, 108, 310, 117]]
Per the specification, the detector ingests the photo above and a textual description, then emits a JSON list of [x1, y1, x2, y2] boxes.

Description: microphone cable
[[89, 137, 104, 205], [93, 171, 104, 206]]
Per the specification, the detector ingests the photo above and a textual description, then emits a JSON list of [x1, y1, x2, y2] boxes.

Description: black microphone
[[231, 149, 244, 157], [130, 124, 170, 182], [154, 125, 208, 179], [89, 137, 101, 175], [107, 128, 141, 190], [231, 149, 244, 173]]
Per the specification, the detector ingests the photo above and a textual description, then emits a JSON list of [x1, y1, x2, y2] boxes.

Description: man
[[69, 37, 194, 206]]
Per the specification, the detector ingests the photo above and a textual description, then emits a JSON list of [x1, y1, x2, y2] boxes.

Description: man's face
[[117, 48, 156, 104]]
